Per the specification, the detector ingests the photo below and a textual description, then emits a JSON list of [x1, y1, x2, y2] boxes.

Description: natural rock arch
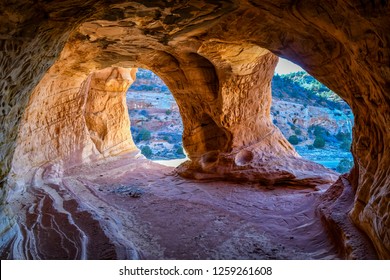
[[0, 1, 389, 259], [10, 30, 337, 186]]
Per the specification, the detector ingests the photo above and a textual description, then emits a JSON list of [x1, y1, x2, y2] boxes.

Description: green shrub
[[340, 140, 352, 151], [176, 147, 185, 155], [313, 136, 325, 148], [139, 110, 149, 117], [336, 158, 353, 173], [141, 146, 153, 158], [165, 109, 172, 115], [295, 128, 302, 135], [336, 132, 344, 141], [336, 131, 351, 141], [310, 125, 329, 137], [137, 128, 151, 141], [288, 135, 299, 145]]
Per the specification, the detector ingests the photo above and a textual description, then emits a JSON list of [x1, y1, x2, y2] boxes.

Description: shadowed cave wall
[[0, 0, 389, 258]]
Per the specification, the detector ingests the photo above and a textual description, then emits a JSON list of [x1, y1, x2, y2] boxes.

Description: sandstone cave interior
[[127, 66, 354, 173], [0, 1, 388, 260]]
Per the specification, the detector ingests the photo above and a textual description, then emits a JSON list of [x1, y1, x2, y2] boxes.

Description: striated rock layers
[[0, 1, 389, 258], [11, 62, 138, 184]]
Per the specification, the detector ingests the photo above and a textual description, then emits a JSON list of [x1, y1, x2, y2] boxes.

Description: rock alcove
[[0, 1, 388, 259]]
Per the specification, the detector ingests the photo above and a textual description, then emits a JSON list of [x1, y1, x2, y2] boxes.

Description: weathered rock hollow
[[0, 0, 389, 259]]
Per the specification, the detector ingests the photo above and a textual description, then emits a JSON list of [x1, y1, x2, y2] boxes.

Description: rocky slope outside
[[127, 69, 354, 173], [1, 1, 387, 260]]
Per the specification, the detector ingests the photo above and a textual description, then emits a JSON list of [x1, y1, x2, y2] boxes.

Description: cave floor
[[7, 153, 340, 260]]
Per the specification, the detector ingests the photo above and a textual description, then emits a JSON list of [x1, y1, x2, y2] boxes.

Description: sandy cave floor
[[5, 153, 340, 260]]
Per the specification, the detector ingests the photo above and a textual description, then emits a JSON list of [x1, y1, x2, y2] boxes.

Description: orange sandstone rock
[[0, 0, 388, 259]]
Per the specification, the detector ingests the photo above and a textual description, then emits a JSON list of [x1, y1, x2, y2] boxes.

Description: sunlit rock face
[[0, 1, 389, 259], [11, 60, 138, 185]]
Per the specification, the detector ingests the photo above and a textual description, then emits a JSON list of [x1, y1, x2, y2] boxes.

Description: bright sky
[[274, 58, 304, 74]]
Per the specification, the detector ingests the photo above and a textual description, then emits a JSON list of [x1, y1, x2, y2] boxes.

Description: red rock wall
[[11, 42, 138, 183], [0, 0, 388, 258]]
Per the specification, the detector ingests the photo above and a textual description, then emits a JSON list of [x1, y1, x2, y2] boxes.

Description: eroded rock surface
[[0, 1, 389, 258], [3, 155, 345, 260], [11, 63, 138, 185]]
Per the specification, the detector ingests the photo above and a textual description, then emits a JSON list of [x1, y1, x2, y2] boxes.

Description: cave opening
[[1, 0, 387, 259], [126, 68, 187, 166], [1, 23, 386, 257], [271, 58, 354, 174]]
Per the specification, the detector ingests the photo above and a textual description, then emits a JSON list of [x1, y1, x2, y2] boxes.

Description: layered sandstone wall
[[11, 51, 138, 184], [0, 0, 388, 258], [0, 0, 111, 197]]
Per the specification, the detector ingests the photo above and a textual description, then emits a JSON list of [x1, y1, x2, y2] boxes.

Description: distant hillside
[[132, 69, 350, 111], [130, 69, 169, 93], [272, 72, 349, 111]]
